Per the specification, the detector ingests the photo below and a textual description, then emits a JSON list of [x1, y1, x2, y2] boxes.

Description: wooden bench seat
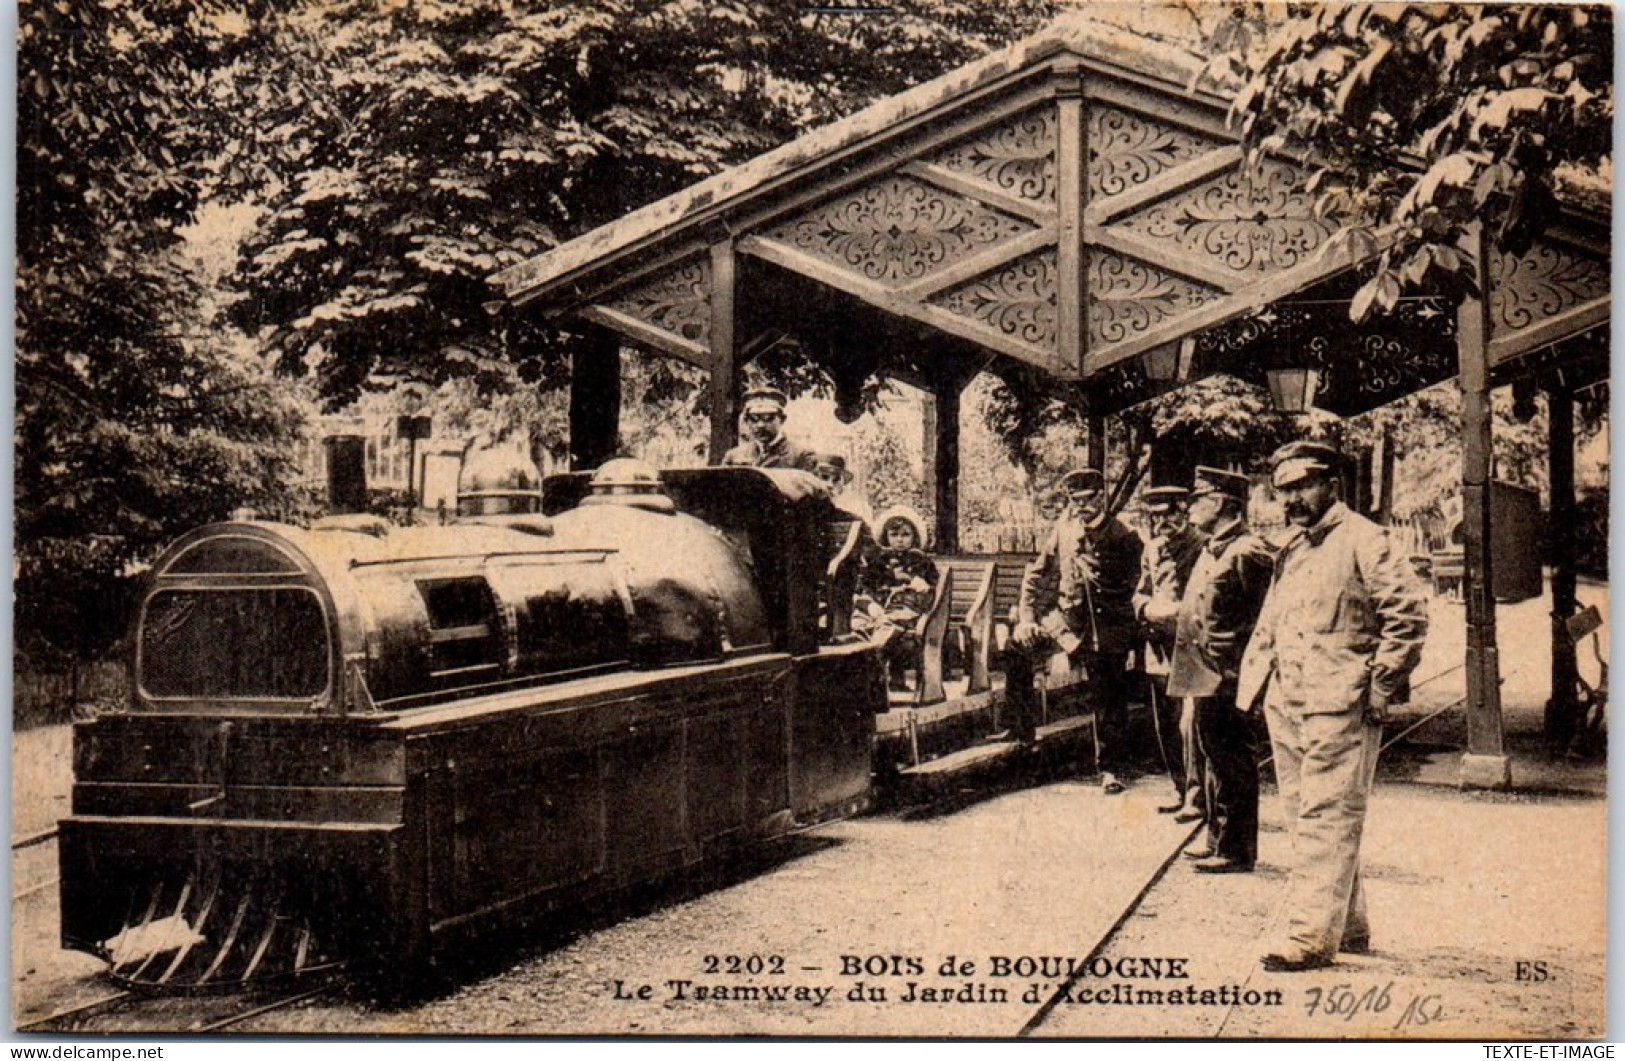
[[1430, 547, 1465, 599], [910, 566, 954, 706], [822, 518, 868, 640], [867, 551, 1036, 708], [988, 553, 1036, 656], [922, 552, 1036, 693], [938, 558, 995, 694]]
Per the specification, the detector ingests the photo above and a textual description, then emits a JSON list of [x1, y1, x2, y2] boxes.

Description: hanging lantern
[[1142, 342, 1179, 381], [1142, 337, 1195, 382], [1266, 367, 1321, 413]]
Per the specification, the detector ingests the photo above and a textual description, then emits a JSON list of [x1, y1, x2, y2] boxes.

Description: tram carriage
[[58, 462, 883, 989]]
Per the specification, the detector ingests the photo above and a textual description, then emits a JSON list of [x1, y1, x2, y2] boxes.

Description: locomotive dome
[[458, 439, 543, 515], [581, 457, 675, 513]]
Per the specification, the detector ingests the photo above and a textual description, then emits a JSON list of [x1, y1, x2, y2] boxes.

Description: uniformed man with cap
[[1238, 440, 1428, 970], [722, 388, 814, 470], [1133, 485, 1209, 818], [1008, 467, 1144, 793], [1167, 466, 1274, 874]]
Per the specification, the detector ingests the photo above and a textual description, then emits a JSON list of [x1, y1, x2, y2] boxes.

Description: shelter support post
[[1376, 427, 1396, 524], [1087, 413, 1106, 475], [1546, 381, 1579, 748], [922, 385, 938, 522], [1455, 223, 1510, 791], [1055, 59, 1083, 375], [707, 239, 740, 463], [931, 372, 962, 553], [569, 325, 621, 471]]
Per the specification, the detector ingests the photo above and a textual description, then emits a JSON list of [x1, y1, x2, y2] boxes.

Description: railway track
[[14, 825, 342, 1035], [17, 981, 339, 1035], [15, 826, 59, 852], [13, 826, 61, 902], [13, 767, 1217, 1037], [1020, 816, 1205, 1035]]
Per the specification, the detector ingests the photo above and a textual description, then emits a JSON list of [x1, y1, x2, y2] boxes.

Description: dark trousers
[[1147, 677, 1192, 796], [1005, 641, 1132, 776], [1195, 687, 1259, 864]]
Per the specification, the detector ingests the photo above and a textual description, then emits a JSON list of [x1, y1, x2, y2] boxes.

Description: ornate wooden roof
[[491, 15, 1610, 409]]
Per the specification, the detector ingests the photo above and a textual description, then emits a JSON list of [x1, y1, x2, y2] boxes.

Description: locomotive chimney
[[457, 437, 543, 517], [323, 434, 369, 514]]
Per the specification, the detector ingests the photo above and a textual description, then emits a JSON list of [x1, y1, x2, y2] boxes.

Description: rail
[[14, 826, 58, 851], [17, 982, 339, 1034]]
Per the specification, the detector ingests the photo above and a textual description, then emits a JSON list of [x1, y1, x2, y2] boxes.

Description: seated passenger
[[809, 452, 874, 525], [872, 505, 929, 554], [853, 547, 939, 691]]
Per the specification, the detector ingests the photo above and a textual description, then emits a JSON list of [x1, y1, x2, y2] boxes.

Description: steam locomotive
[[58, 461, 883, 990]]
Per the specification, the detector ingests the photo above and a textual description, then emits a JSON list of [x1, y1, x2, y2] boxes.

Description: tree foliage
[[615, 357, 713, 468], [853, 419, 931, 525], [1221, 3, 1612, 318], [17, 0, 307, 661], [976, 367, 1324, 486], [1134, 375, 1342, 472], [231, 0, 1056, 408]]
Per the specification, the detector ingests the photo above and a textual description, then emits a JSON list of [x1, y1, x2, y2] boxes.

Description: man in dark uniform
[[721, 388, 814, 470], [1167, 466, 1275, 873], [1133, 486, 1209, 818], [1007, 468, 1144, 793]]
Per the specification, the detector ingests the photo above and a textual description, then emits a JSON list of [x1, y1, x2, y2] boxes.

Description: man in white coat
[[1238, 440, 1428, 972]]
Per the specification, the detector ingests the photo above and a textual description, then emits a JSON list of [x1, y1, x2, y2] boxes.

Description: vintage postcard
[[12, 0, 1610, 1041]]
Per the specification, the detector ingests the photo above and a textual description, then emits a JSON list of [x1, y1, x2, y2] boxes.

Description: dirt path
[[1038, 786, 1606, 1039], [215, 778, 1195, 1037]]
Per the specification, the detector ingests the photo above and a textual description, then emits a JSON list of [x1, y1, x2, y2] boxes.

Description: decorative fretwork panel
[[1488, 241, 1610, 335], [1087, 105, 1222, 201], [764, 176, 1034, 288], [930, 249, 1058, 353], [1311, 333, 1420, 400], [601, 256, 713, 349], [1086, 250, 1223, 349], [1192, 298, 1459, 415], [1112, 159, 1334, 277], [1080, 359, 1169, 414], [928, 108, 1057, 207]]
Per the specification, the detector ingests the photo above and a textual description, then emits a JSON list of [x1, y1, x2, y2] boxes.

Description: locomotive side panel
[[788, 640, 885, 825], [685, 710, 749, 844], [601, 722, 688, 882], [420, 746, 605, 936], [387, 656, 797, 948]]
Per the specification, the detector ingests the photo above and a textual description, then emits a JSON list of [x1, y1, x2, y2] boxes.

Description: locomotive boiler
[[58, 462, 883, 990]]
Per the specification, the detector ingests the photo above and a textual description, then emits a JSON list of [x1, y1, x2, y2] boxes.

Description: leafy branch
[[1228, 3, 1611, 319]]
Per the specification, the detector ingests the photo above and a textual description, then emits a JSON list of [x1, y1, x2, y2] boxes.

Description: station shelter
[[491, 17, 1610, 788]]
